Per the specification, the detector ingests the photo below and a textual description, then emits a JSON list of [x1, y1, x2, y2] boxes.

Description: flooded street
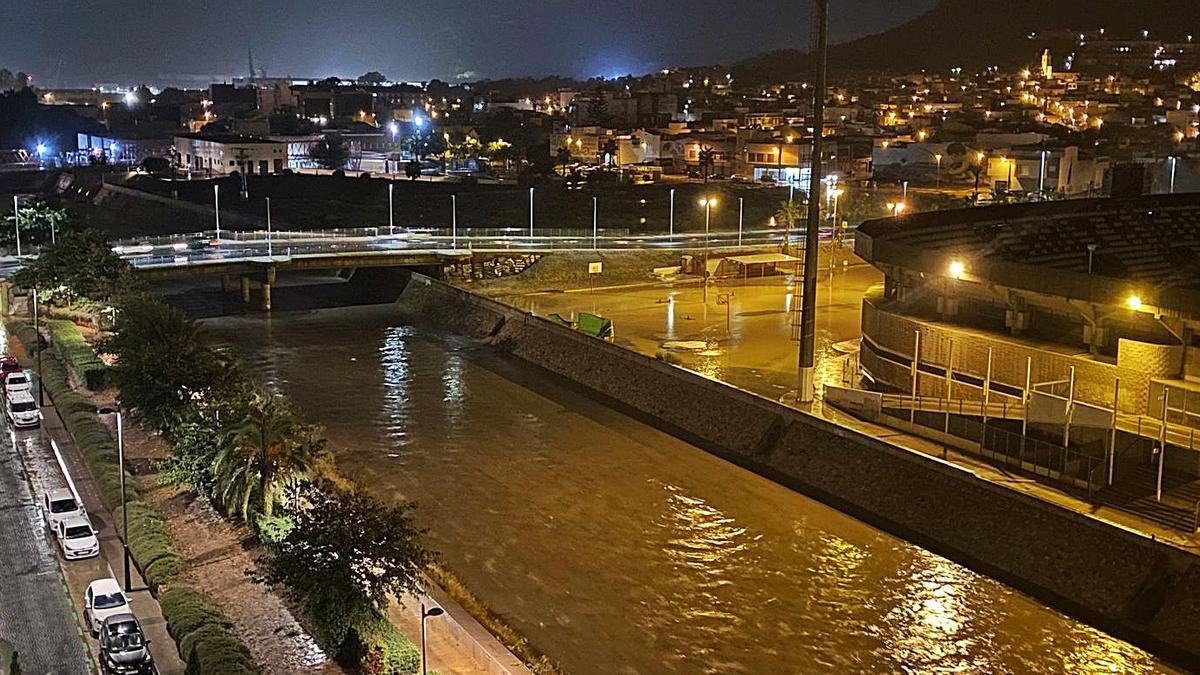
[[496, 264, 879, 401], [205, 303, 1169, 674]]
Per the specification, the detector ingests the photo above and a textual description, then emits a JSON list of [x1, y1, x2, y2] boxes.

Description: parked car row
[[1, 356, 38, 429], [3, 352, 155, 674], [85, 579, 155, 674]]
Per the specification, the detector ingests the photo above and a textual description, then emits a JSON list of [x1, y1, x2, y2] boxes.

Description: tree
[[271, 480, 431, 650], [3, 200, 71, 249], [213, 394, 321, 521], [555, 146, 572, 176], [585, 87, 608, 125], [102, 296, 233, 429], [310, 137, 349, 170], [12, 229, 135, 302], [0, 69, 13, 92], [775, 199, 804, 254], [357, 71, 387, 86], [698, 146, 716, 183]]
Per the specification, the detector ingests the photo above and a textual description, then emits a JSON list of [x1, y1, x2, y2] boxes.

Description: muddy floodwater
[[206, 303, 1170, 674]]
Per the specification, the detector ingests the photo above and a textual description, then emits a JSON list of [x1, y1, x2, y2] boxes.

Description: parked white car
[[84, 578, 130, 638], [55, 515, 100, 560], [3, 371, 31, 398], [43, 488, 85, 533], [6, 389, 39, 428]]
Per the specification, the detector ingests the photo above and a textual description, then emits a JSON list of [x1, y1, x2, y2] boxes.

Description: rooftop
[[856, 193, 1200, 314]]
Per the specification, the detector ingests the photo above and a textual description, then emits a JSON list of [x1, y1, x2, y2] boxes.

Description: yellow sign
[[588, 262, 603, 274]]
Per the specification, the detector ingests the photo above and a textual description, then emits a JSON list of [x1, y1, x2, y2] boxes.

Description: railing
[[881, 405, 1106, 495], [115, 227, 857, 269]]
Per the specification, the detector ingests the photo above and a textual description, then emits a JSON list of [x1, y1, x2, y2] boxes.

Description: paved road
[[0, 427, 91, 675], [110, 226, 850, 270]]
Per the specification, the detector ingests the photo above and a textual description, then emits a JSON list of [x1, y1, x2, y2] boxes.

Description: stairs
[[1097, 466, 1200, 533]]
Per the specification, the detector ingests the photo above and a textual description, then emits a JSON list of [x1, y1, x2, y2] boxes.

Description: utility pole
[[797, 0, 828, 403], [12, 196, 21, 257]]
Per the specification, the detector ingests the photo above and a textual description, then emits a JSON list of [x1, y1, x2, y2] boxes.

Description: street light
[[1127, 294, 1143, 311], [669, 188, 675, 239], [116, 412, 132, 592], [528, 187, 535, 238], [213, 184, 221, 240], [11, 195, 21, 257], [592, 196, 598, 249], [421, 603, 445, 675], [451, 194, 458, 248], [388, 183, 394, 235], [265, 197, 273, 257], [948, 260, 965, 279], [934, 153, 943, 187], [698, 197, 717, 302]]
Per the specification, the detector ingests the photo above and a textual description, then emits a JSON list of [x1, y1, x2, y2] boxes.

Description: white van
[[6, 389, 39, 428]]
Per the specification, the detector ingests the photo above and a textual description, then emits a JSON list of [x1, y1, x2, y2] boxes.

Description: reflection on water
[[206, 305, 1170, 675]]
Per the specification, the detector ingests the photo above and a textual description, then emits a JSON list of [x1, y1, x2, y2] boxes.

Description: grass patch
[[426, 564, 562, 675]]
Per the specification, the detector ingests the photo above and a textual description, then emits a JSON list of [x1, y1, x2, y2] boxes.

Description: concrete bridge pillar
[[240, 275, 251, 303], [261, 264, 276, 312]]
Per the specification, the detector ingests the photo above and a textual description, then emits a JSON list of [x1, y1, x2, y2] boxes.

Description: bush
[[47, 320, 107, 390], [159, 588, 233, 642], [181, 625, 258, 675], [145, 554, 185, 587], [344, 614, 420, 675]]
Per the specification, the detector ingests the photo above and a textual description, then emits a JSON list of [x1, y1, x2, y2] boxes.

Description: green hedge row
[[348, 614, 421, 675], [12, 320, 184, 590], [159, 587, 259, 675], [46, 320, 108, 390]]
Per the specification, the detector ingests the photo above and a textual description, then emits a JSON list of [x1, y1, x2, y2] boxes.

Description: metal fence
[[884, 407, 1105, 496]]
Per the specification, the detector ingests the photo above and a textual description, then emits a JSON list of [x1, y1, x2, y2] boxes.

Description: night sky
[[4, 0, 937, 87]]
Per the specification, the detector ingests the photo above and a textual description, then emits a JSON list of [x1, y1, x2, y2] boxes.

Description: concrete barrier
[[396, 272, 1200, 669]]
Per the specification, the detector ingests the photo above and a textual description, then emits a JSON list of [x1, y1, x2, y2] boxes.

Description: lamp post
[[698, 197, 717, 302], [33, 288, 43, 406], [451, 195, 458, 249], [592, 196, 598, 250], [11, 195, 20, 257], [528, 187, 534, 238], [1170, 155, 1178, 194], [669, 188, 675, 239], [265, 197, 273, 257], [738, 197, 744, 246], [213, 184, 221, 240], [934, 153, 943, 188], [421, 603, 445, 675], [388, 182, 395, 235], [797, 0, 829, 403], [1039, 149, 1048, 194], [117, 412, 132, 593]]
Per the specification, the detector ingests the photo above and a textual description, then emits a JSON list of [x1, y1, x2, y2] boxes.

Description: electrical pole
[[797, 0, 828, 403]]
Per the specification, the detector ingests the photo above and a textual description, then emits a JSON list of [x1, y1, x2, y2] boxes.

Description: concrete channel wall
[[395, 272, 1200, 669]]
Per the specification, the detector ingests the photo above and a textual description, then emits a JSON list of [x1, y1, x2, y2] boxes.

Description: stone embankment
[[396, 271, 1200, 670]]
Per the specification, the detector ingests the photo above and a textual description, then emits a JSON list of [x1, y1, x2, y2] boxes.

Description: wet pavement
[[495, 263, 878, 399], [0, 427, 91, 675]]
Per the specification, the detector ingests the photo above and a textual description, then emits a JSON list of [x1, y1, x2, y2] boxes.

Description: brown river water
[[204, 303, 1171, 675]]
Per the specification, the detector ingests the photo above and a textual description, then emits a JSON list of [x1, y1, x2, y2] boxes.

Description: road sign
[[588, 262, 603, 274]]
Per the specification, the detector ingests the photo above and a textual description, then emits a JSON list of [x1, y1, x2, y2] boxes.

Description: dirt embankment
[[119, 424, 343, 675]]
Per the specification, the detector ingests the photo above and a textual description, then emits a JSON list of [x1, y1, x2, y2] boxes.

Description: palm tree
[[775, 199, 805, 255], [213, 394, 320, 521], [698, 146, 716, 183]]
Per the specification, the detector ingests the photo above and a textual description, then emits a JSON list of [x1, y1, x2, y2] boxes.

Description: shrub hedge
[[7, 320, 258, 671], [348, 615, 421, 675], [47, 320, 108, 390], [159, 587, 259, 675]]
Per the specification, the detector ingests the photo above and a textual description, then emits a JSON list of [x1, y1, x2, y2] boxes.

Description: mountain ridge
[[731, 0, 1200, 84]]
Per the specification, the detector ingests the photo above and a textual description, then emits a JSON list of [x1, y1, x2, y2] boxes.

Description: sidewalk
[[7, 332, 185, 675]]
